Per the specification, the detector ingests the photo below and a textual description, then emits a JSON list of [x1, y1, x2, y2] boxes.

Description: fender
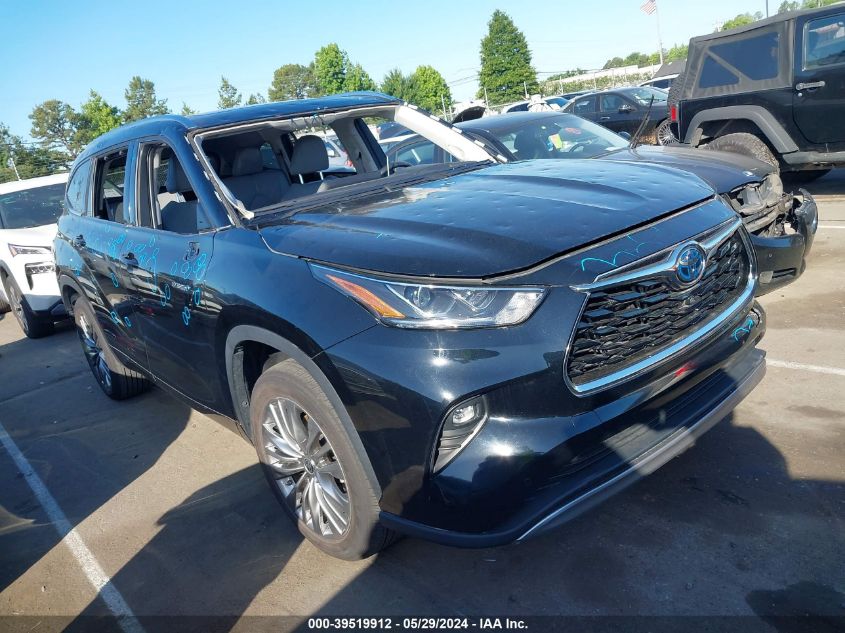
[[57, 272, 87, 312], [684, 105, 799, 154], [223, 323, 384, 496]]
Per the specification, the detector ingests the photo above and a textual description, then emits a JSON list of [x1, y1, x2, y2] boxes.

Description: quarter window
[[66, 160, 92, 216], [804, 13, 845, 69]]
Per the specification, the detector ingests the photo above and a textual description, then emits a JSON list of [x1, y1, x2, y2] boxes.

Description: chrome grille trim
[[565, 218, 756, 395]]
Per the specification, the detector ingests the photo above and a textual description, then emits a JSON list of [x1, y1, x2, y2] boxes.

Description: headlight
[[8, 244, 51, 257], [759, 173, 783, 206], [311, 264, 546, 329]]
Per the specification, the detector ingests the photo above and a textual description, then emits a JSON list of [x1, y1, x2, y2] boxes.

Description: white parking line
[[0, 422, 144, 633], [818, 224, 845, 230], [768, 359, 845, 377]]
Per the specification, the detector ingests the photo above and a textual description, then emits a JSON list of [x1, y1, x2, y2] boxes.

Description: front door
[[598, 94, 638, 135], [793, 10, 845, 144], [127, 140, 222, 411]]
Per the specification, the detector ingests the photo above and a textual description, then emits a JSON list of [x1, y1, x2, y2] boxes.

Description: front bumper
[[752, 189, 817, 296], [324, 289, 766, 547]]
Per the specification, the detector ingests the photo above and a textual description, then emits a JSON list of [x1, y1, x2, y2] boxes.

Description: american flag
[[641, 0, 657, 15]]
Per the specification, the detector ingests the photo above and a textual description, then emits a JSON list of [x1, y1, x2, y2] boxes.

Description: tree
[[218, 76, 242, 109], [180, 102, 197, 115], [665, 43, 688, 61], [313, 43, 349, 94], [778, 0, 801, 10], [1, 123, 67, 183], [246, 93, 266, 105], [477, 11, 539, 105], [29, 100, 85, 157], [269, 63, 317, 101], [603, 56, 626, 69], [77, 91, 122, 145], [124, 76, 168, 122], [720, 12, 763, 31], [344, 63, 376, 92], [406, 65, 451, 114], [380, 68, 410, 99]]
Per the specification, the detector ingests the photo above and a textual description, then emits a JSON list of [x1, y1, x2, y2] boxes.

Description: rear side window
[[699, 57, 740, 88], [600, 94, 626, 112], [66, 161, 92, 216], [709, 31, 780, 80], [804, 13, 845, 69], [260, 142, 281, 170], [395, 141, 436, 166], [94, 149, 130, 224]]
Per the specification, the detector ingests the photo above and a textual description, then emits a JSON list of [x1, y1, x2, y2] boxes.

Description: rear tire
[[655, 119, 678, 146], [706, 133, 779, 170], [250, 358, 397, 560], [2, 276, 54, 338], [72, 294, 149, 400]]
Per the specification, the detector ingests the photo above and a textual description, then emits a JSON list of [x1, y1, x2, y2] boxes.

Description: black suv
[[672, 4, 845, 179], [55, 93, 767, 560]]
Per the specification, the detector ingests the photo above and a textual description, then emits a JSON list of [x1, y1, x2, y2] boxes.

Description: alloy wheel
[[656, 120, 678, 146], [7, 284, 27, 334], [77, 313, 112, 391], [262, 397, 350, 539]]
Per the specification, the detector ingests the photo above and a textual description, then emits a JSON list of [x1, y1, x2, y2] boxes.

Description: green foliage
[[180, 102, 197, 115], [407, 65, 451, 114], [720, 12, 763, 31], [29, 100, 85, 157], [477, 10, 539, 105], [77, 91, 121, 145], [380, 68, 411, 99], [541, 71, 657, 97], [314, 43, 349, 95], [781, 0, 841, 11], [344, 63, 376, 92], [666, 43, 688, 61], [603, 56, 626, 69], [124, 76, 168, 123], [778, 0, 801, 10], [0, 123, 67, 184], [218, 76, 242, 109], [246, 93, 266, 105], [269, 63, 317, 101]]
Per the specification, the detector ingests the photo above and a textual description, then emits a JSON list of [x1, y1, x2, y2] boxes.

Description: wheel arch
[[684, 106, 799, 154], [57, 273, 84, 314], [223, 321, 383, 496]]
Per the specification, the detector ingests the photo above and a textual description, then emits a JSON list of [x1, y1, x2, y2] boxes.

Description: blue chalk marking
[[170, 261, 178, 275], [110, 311, 121, 326], [110, 272, 119, 288], [181, 306, 191, 326], [192, 287, 202, 306], [732, 317, 756, 342], [123, 317, 132, 328], [580, 236, 648, 272]]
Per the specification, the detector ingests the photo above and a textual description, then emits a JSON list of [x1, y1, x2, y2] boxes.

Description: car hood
[[598, 145, 771, 193], [0, 223, 57, 247], [258, 160, 715, 278]]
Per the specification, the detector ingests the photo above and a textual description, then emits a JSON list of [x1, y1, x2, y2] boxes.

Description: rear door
[[793, 9, 845, 143]]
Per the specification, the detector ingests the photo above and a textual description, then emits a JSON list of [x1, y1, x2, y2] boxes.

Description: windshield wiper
[[629, 96, 654, 150]]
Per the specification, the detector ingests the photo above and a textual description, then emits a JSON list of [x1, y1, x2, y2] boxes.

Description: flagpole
[[655, 0, 665, 66]]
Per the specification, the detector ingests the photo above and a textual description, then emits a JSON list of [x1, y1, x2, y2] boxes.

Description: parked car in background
[[639, 74, 678, 90], [56, 93, 768, 560], [0, 173, 69, 337], [322, 136, 350, 168], [385, 111, 817, 295], [501, 95, 568, 113], [670, 4, 845, 181], [558, 89, 593, 100], [563, 86, 674, 145]]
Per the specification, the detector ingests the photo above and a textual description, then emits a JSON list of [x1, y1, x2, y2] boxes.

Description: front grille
[[567, 231, 749, 388]]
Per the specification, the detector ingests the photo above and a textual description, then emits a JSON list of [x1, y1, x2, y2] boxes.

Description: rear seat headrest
[[290, 135, 329, 176], [232, 147, 264, 177], [166, 158, 193, 194]]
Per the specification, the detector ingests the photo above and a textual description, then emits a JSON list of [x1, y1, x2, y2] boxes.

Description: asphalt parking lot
[[0, 173, 843, 632]]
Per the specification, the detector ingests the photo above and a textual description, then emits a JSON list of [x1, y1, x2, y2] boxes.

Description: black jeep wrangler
[[670, 4, 845, 181]]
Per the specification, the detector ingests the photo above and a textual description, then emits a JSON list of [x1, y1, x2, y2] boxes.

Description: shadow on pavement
[[795, 167, 845, 197]]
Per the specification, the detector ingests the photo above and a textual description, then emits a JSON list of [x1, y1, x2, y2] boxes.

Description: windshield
[[481, 113, 628, 160], [624, 87, 668, 105], [0, 183, 66, 230]]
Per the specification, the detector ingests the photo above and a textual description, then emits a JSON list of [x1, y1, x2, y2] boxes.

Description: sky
[[0, 0, 772, 140]]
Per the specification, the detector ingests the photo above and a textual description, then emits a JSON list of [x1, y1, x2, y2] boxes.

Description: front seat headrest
[[513, 131, 548, 160], [232, 147, 264, 177], [166, 158, 193, 193], [289, 135, 329, 176]]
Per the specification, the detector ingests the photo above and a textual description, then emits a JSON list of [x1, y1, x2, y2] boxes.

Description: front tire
[[706, 132, 779, 170], [72, 294, 149, 400], [2, 276, 54, 338], [250, 358, 397, 560]]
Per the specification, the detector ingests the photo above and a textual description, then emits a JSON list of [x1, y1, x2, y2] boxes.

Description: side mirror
[[618, 131, 632, 141], [619, 104, 634, 114]]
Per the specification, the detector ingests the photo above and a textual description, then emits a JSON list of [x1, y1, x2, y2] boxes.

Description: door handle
[[795, 80, 825, 91], [121, 253, 139, 268], [599, 116, 611, 121], [72, 234, 86, 248]]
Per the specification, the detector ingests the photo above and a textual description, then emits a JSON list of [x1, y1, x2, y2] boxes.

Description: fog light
[[434, 396, 488, 472]]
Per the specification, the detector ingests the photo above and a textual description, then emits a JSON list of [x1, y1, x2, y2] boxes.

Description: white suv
[[0, 173, 68, 338]]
